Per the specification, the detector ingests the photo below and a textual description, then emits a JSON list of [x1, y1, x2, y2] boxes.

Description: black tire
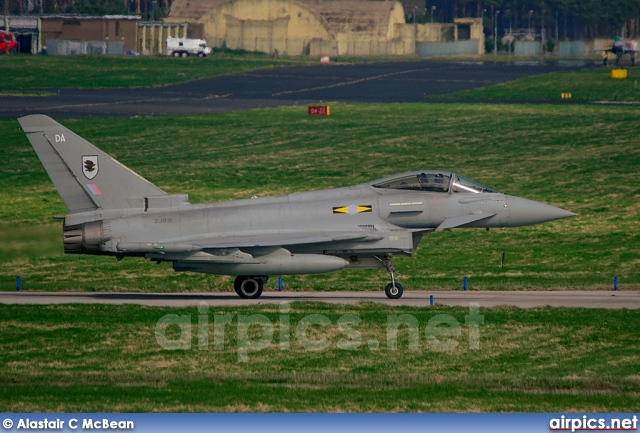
[[385, 282, 403, 299], [172, 51, 180, 57], [233, 276, 244, 296], [197, 52, 205, 57], [181, 52, 188, 58], [234, 276, 263, 299]]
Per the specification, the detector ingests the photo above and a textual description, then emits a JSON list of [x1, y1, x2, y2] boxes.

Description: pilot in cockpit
[[418, 173, 429, 189], [417, 173, 449, 192]]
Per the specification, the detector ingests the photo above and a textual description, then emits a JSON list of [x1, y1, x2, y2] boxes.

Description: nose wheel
[[377, 254, 404, 299], [385, 282, 403, 299]]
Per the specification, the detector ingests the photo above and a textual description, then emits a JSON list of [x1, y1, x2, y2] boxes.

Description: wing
[[159, 230, 384, 249], [120, 231, 385, 265]]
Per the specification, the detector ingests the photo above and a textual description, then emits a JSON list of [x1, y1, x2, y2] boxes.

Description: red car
[[0, 31, 18, 54]]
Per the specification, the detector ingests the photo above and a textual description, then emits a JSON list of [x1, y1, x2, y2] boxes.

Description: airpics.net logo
[[154, 302, 484, 362], [549, 415, 638, 432]]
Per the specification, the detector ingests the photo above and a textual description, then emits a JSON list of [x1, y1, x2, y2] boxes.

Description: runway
[[1, 61, 575, 119], [1, 290, 638, 309]]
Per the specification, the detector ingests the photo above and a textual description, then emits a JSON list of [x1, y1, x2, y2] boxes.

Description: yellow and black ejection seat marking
[[333, 205, 373, 215]]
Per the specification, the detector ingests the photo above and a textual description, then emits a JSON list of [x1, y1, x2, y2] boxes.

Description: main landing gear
[[232, 258, 405, 300], [378, 254, 404, 299], [234, 275, 268, 299]]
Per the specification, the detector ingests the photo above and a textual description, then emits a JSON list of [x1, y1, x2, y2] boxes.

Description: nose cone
[[507, 196, 576, 227]]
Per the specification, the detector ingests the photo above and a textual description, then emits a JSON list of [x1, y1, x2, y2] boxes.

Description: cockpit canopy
[[369, 171, 499, 194]]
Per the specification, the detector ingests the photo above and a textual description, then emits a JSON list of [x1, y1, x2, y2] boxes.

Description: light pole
[[430, 6, 436, 42], [528, 10, 533, 37], [494, 10, 500, 55], [150, 1, 157, 21], [541, 8, 545, 52], [481, 8, 486, 37], [509, 9, 513, 54], [413, 6, 417, 53]]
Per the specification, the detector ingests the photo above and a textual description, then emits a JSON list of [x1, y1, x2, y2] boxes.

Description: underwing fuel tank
[[174, 253, 350, 276]]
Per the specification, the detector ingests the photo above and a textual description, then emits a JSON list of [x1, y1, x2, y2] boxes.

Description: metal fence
[[46, 40, 125, 56], [417, 40, 480, 57], [557, 41, 586, 56], [514, 41, 542, 56]]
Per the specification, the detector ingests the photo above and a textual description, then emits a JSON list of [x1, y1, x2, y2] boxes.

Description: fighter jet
[[19, 114, 575, 299], [601, 36, 638, 66]]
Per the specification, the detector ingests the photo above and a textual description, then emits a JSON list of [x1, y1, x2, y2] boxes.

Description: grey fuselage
[[63, 170, 568, 277]]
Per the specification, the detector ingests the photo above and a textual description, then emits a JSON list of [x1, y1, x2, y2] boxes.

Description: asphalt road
[[1, 290, 637, 308], [1, 61, 573, 119]]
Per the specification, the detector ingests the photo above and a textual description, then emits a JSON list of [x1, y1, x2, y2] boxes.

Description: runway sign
[[308, 106, 330, 116]]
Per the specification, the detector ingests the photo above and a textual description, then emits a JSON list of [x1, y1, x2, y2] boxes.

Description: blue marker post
[[429, 295, 434, 306], [463, 276, 469, 291], [16, 276, 21, 292], [278, 276, 283, 291], [614, 276, 618, 291]]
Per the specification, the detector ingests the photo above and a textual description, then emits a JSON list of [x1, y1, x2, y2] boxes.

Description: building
[[165, 0, 483, 56], [3, 2, 484, 57], [1, 14, 141, 54], [41, 14, 140, 51], [1, 15, 39, 53], [165, 0, 408, 56], [137, 21, 188, 55]]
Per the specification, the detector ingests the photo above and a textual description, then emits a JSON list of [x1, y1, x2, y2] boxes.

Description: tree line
[[3, 0, 170, 20], [412, 0, 640, 39], [4, 0, 639, 39]]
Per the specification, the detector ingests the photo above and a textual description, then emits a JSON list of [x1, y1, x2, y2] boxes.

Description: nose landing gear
[[377, 254, 404, 299]]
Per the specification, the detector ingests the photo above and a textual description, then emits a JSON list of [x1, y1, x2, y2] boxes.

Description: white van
[[166, 37, 212, 57]]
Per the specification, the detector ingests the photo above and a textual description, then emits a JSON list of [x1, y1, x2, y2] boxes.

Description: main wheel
[[234, 276, 264, 299], [385, 282, 403, 299]]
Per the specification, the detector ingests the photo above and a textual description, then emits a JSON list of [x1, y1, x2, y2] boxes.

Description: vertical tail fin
[[19, 115, 166, 213]]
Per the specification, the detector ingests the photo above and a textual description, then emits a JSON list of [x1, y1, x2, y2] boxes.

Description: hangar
[[166, 0, 410, 56], [165, 0, 483, 56]]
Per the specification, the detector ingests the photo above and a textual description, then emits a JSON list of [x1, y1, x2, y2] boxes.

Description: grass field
[[1, 64, 639, 413], [1, 303, 638, 412], [1, 102, 639, 292], [443, 67, 640, 102], [0, 53, 301, 88]]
